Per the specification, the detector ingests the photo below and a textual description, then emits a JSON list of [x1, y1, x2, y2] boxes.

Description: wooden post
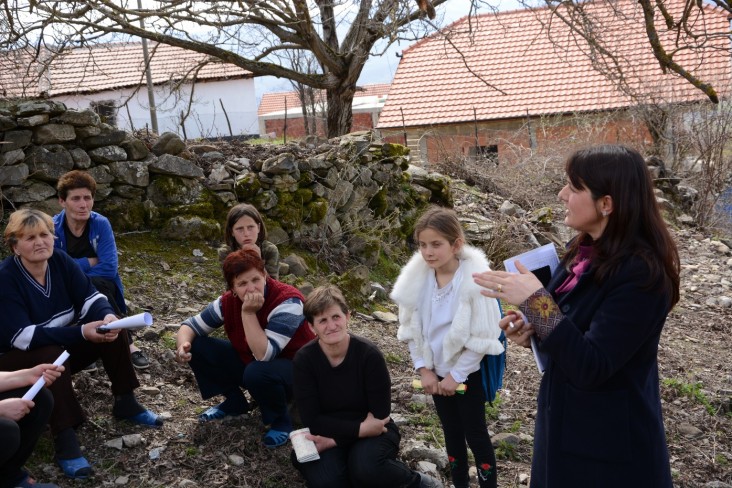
[[219, 98, 233, 137], [283, 98, 288, 144], [400, 107, 407, 146]]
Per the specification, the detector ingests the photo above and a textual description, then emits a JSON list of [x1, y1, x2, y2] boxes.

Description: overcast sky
[[254, 0, 524, 99]]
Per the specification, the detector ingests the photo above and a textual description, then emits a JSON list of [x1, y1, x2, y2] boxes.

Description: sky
[[254, 0, 524, 99]]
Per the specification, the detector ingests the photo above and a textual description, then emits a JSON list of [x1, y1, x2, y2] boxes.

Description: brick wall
[[264, 112, 376, 138], [380, 111, 653, 166]]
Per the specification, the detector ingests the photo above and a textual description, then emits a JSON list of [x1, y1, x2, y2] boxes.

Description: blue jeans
[[292, 421, 420, 488], [189, 335, 294, 432]]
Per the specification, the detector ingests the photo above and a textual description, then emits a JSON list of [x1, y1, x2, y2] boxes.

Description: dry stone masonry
[[1, 100, 452, 265]]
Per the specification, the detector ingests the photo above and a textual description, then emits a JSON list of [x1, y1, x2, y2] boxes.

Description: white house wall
[[55, 78, 258, 139]]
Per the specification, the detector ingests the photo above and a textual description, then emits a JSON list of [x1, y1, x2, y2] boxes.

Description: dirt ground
[[23, 183, 732, 488]]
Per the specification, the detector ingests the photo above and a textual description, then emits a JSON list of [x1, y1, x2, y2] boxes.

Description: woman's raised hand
[[473, 260, 543, 305]]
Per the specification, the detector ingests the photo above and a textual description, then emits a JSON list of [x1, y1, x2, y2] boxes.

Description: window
[[90, 100, 118, 127], [468, 144, 498, 165]]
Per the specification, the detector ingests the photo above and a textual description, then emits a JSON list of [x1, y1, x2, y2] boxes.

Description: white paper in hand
[[98, 312, 153, 332], [290, 428, 320, 463], [22, 350, 70, 401]]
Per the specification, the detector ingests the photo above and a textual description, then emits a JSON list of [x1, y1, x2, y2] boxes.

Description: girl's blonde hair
[[413, 206, 465, 245]]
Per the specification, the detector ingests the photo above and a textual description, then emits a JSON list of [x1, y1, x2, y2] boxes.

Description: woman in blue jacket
[[474, 145, 678, 487]]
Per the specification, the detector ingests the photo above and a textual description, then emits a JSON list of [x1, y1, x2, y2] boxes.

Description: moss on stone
[[305, 198, 328, 223], [235, 173, 262, 200], [154, 202, 215, 223], [381, 143, 410, 158], [97, 200, 148, 232], [294, 188, 314, 205], [368, 187, 389, 217]]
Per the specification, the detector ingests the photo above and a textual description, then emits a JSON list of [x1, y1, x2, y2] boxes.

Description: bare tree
[[1, 0, 447, 137], [530, 0, 731, 104], [285, 50, 321, 136]]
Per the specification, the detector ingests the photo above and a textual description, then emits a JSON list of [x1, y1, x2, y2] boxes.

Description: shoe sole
[[132, 362, 150, 369]]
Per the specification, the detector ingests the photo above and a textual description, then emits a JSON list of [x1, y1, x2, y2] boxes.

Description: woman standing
[[474, 145, 678, 487], [293, 285, 442, 488]]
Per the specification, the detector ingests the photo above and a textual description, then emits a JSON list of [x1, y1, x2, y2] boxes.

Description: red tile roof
[[378, 0, 731, 128], [258, 83, 391, 116], [0, 42, 251, 98]]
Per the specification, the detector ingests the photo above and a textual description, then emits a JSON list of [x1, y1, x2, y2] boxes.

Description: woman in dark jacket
[[474, 145, 679, 488]]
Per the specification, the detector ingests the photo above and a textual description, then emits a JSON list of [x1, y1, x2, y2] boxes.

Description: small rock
[[372, 311, 397, 323], [370, 282, 388, 300], [149, 447, 163, 460], [179, 479, 197, 488], [410, 393, 434, 406], [139, 386, 161, 396], [491, 432, 521, 447], [678, 422, 703, 439], [115, 475, 129, 485], [519, 473, 530, 484], [228, 454, 245, 466], [158, 411, 173, 421], [391, 413, 408, 426], [105, 437, 124, 450], [122, 434, 143, 448], [192, 249, 204, 257], [416, 460, 439, 477]]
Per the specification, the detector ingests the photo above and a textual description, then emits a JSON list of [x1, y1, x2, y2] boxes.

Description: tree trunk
[[326, 84, 355, 138]]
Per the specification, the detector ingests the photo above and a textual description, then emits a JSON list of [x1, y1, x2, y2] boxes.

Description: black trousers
[[433, 370, 498, 488], [0, 337, 139, 435], [0, 387, 54, 488]]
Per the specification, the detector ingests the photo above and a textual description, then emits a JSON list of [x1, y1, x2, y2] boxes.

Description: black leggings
[[0, 387, 54, 488], [433, 370, 497, 488]]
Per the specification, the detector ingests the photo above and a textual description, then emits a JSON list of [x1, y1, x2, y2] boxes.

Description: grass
[[485, 393, 502, 421], [494, 439, 519, 461], [383, 352, 405, 365], [662, 377, 717, 416]]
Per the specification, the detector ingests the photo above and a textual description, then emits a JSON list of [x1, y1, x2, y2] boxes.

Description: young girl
[[220, 203, 280, 279], [391, 206, 504, 488]]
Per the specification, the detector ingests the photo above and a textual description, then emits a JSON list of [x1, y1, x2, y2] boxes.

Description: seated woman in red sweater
[[175, 249, 315, 448], [292, 285, 442, 488]]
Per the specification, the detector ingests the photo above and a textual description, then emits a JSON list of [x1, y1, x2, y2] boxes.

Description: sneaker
[[417, 472, 443, 488], [130, 350, 150, 369]]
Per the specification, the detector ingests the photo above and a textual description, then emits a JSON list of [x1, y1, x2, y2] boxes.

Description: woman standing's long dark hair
[[564, 145, 680, 308]]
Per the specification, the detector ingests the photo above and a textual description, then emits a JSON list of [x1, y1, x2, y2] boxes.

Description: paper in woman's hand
[[22, 350, 70, 401], [97, 312, 153, 332]]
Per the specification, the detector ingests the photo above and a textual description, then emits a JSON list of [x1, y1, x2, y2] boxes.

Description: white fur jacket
[[390, 245, 504, 370]]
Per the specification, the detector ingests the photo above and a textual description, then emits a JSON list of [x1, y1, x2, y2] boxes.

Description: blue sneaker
[[198, 403, 246, 423], [56, 456, 92, 479], [120, 409, 163, 428]]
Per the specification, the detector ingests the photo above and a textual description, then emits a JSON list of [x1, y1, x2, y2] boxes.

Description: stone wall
[[1, 100, 451, 266]]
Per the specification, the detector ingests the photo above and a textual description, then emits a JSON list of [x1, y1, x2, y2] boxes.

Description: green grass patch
[[485, 393, 502, 421], [662, 378, 717, 416], [494, 439, 519, 461], [383, 352, 404, 365]]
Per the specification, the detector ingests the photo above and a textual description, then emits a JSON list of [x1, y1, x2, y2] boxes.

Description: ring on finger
[[496, 284, 503, 293]]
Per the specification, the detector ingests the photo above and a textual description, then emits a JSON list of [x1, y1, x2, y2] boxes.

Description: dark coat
[[531, 255, 673, 488]]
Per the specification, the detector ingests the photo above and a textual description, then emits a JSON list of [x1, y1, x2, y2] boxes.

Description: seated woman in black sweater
[[292, 285, 442, 488]]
